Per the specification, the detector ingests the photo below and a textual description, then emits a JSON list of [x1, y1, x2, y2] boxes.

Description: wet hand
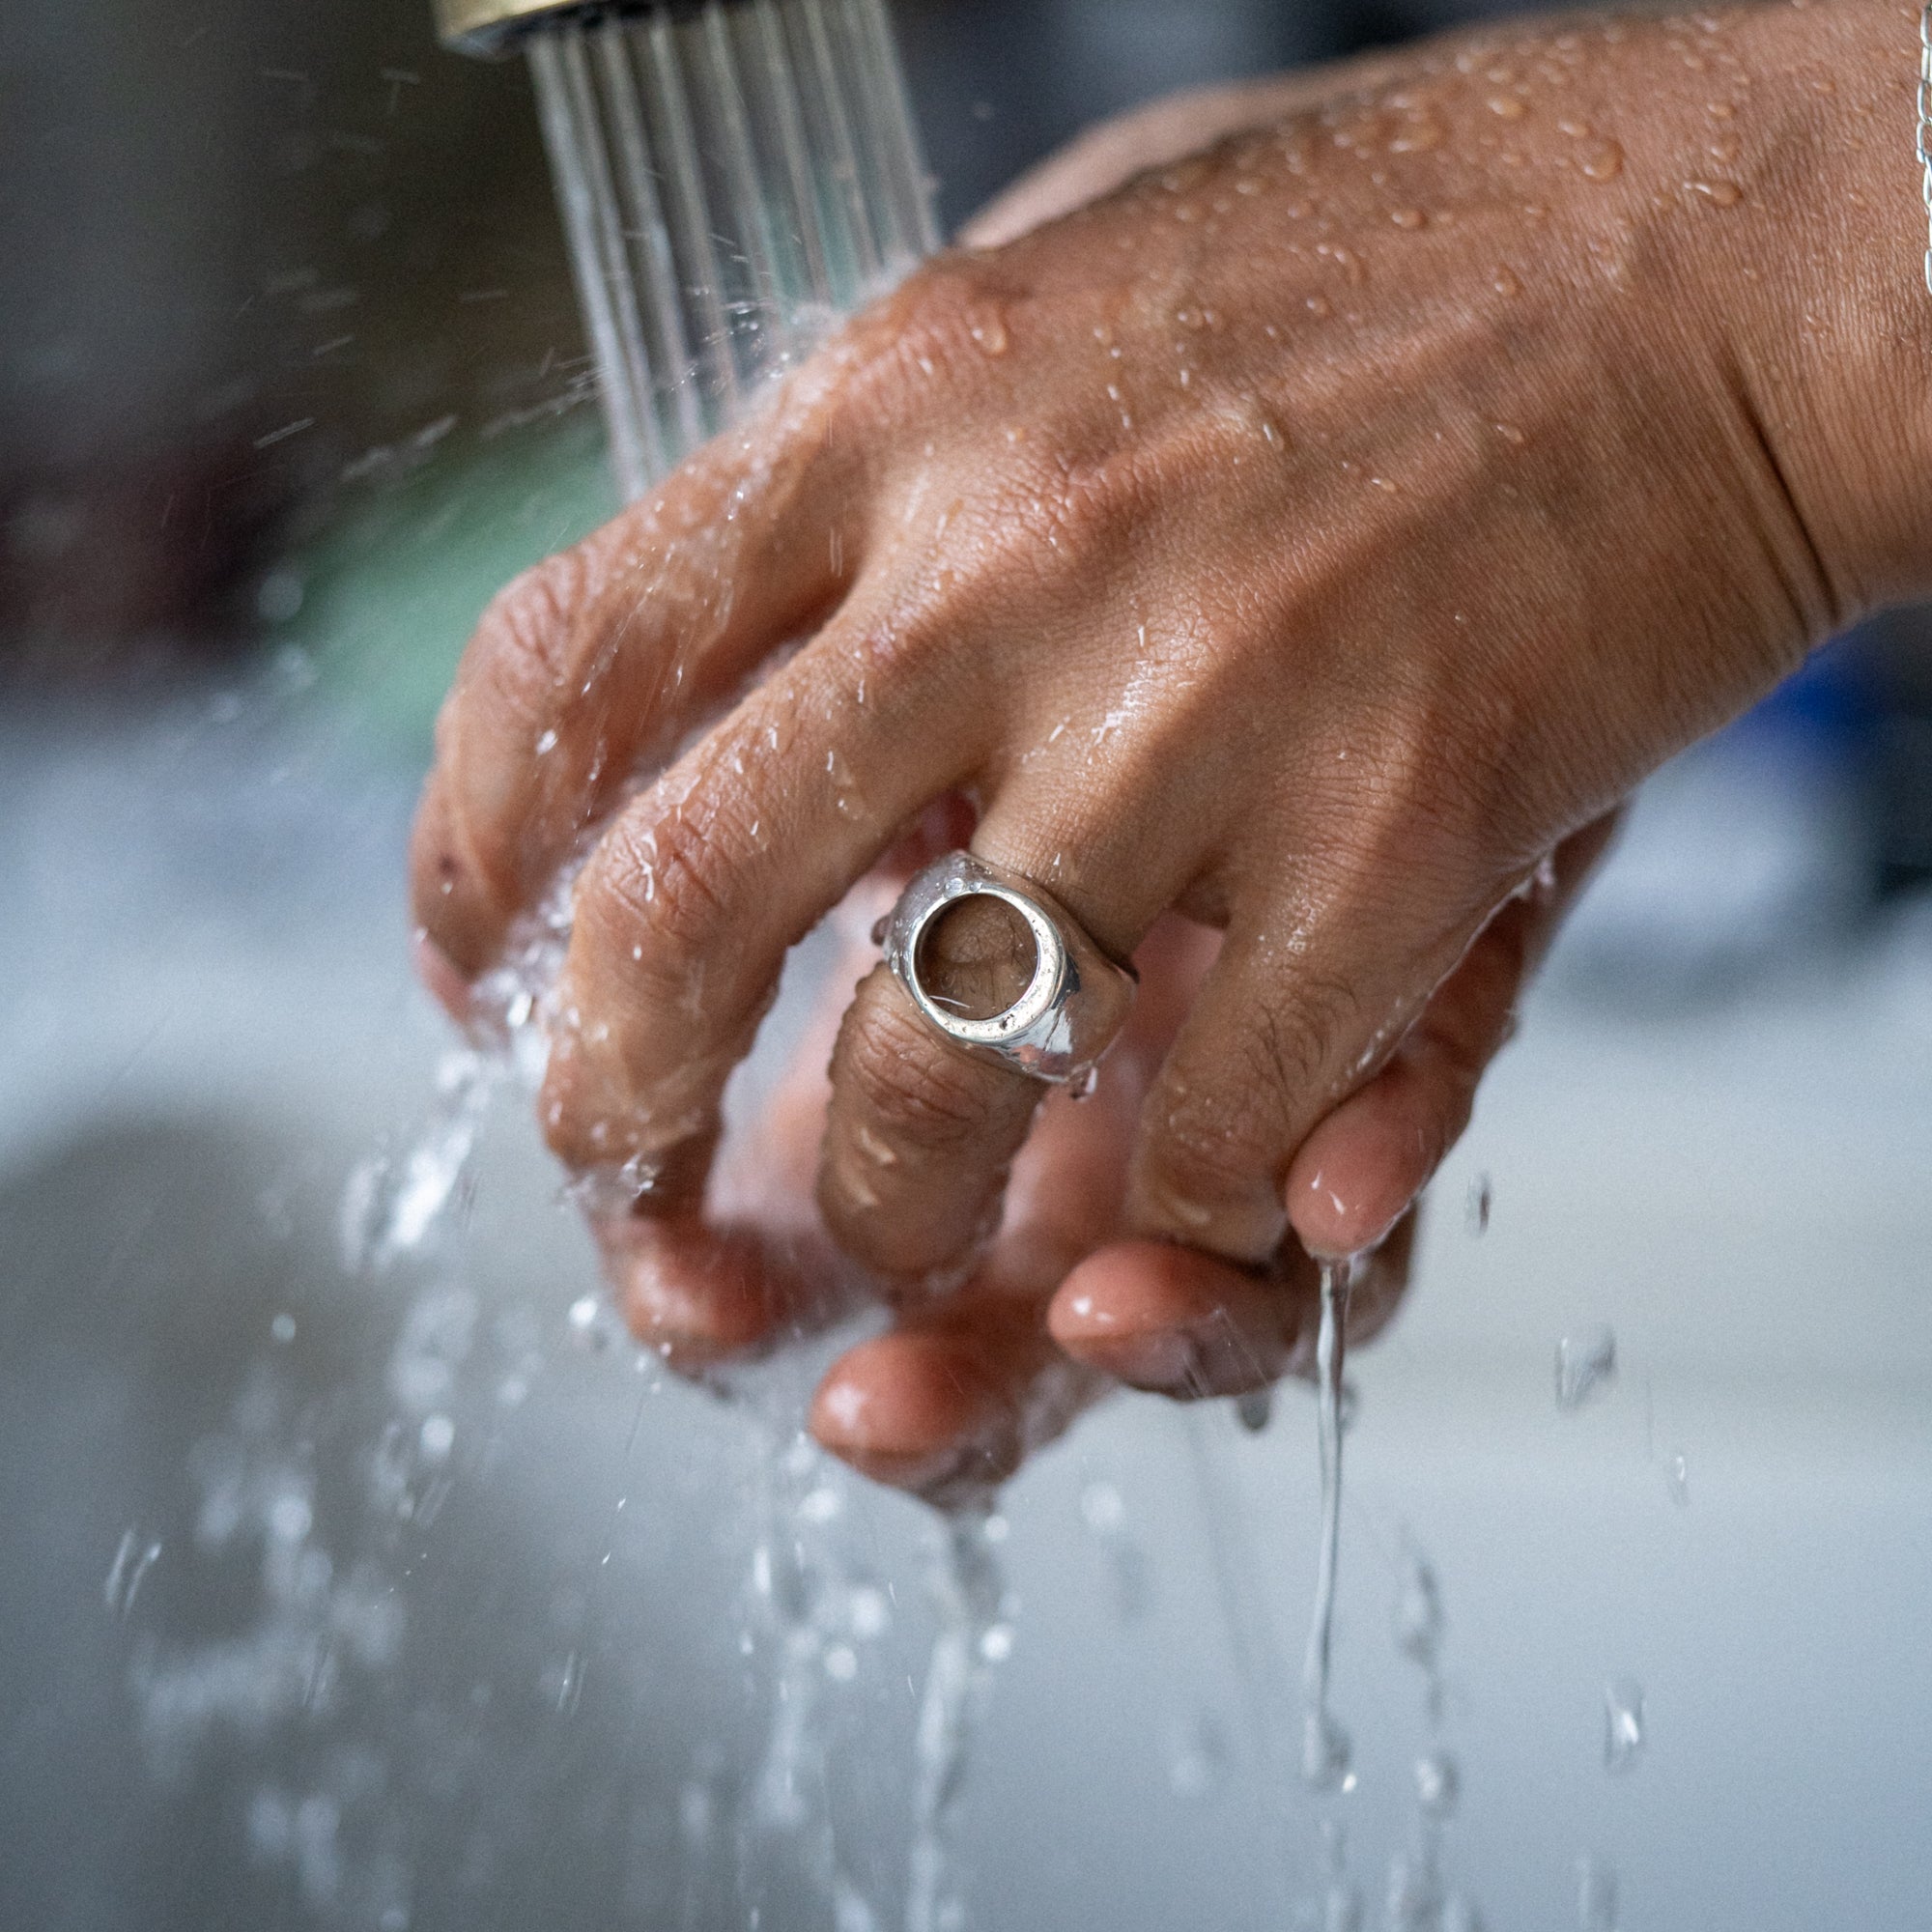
[[412, 0, 1927, 1402]]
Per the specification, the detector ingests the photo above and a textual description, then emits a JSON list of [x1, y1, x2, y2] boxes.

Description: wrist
[[1713, 0, 1932, 614]]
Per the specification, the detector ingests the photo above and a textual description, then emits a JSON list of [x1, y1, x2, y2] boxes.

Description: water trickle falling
[[1666, 1451, 1690, 1506], [1301, 1257, 1356, 1791], [1603, 1678, 1645, 1773], [1555, 1325, 1617, 1410]]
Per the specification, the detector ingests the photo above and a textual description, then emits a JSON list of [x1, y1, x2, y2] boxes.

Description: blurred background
[[3, 2, 1930, 1929]]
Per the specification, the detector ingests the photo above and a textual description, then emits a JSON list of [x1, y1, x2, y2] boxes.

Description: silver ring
[[880, 852, 1136, 1084]]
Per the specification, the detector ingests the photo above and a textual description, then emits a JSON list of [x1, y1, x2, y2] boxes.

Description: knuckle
[[577, 792, 741, 1009], [1149, 1082, 1276, 1208], [849, 267, 983, 405], [466, 549, 594, 733], [840, 997, 1007, 1155]]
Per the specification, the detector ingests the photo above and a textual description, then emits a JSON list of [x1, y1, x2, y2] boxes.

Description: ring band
[[881, 852, 1136, 1083]]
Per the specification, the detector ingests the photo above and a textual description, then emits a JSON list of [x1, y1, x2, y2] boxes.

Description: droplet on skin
[[1487, 94, 1526, 119], [1306, 294, 1333, 319], [1491, 265, 1522, 297], [1687, 178, 1743, 206], [1390, 206, 1428, 230], [966, 313, 1012, 355], [1579, 140, 1625, 181], [1492, 420, 1527, 445], [1389, 119, 1444, 153], [1603, 1678, 1645, 1773]]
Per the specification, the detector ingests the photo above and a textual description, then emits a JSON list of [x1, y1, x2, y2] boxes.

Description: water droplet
[[1465, 1173, 1493, 1233], [1236, 1385, 1273, 1433], [1301, 1707, 1353, 1790], [418, 1412, 455, 1463], [1390, 206, 1429, 230], [1394, 1548, 1444, 1669], [535, 727, 558, 755], [104, 1530, 162, 1618], [1555, 1325, 1617, 1409], [1414, 1748, 1461, 1816], [1706, 99, 1736, 118], [1491, 266, 1522, 298], [1389, 118, 1444, 153], [1306, 295, 1333, 319], [270, 1311, 298, 1344], [1487, 94, 1526, 119], [1168, 1711, 1231, 1798], [1604, 1678, 1645, 1772], [979, 1622, 1014, 1663], [824, 1643, 859, 1681], [1666, 1451, 1690, 1506], [968, 309, 1009, 355], [1577, 1855, 1619, 1930], [1686, 178, 1743, 206], [1579, 141, 1625, 182]]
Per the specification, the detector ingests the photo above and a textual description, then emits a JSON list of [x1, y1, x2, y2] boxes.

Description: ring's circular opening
[[914, 894, 1037, 1023]]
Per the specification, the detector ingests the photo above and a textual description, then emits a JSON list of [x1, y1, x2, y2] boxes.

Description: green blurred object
[[292, 413, 618, 757]]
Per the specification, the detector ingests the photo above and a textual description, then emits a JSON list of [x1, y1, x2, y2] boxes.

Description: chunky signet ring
[[881, 852, 1137, 1083]]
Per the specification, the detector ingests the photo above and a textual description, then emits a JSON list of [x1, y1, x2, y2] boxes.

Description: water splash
[[905, 1506, 1011, 1932]]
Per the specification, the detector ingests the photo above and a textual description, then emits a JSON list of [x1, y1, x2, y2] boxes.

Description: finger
[[814, 795, 1199, 1287], [809, 915, 1212, 1496], [1126, 882, 1484, 1265], [537, 594, 991, 1197], [410, 388, 856, 983], [808, 1293, 1093, 1502], [1287, 812, 1618, 1258], [1047, 1211, 1417, 1400]]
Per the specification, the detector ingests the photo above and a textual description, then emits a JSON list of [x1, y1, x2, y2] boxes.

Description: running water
[[525, 0, 937, 501], [905, 1509, 1012, 1932], [1301, 1257, 1356, 1793]]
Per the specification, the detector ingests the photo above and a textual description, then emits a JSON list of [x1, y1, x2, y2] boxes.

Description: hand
[[597, 844, 1432, 1503], [412, 1, 1927, 1377]]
